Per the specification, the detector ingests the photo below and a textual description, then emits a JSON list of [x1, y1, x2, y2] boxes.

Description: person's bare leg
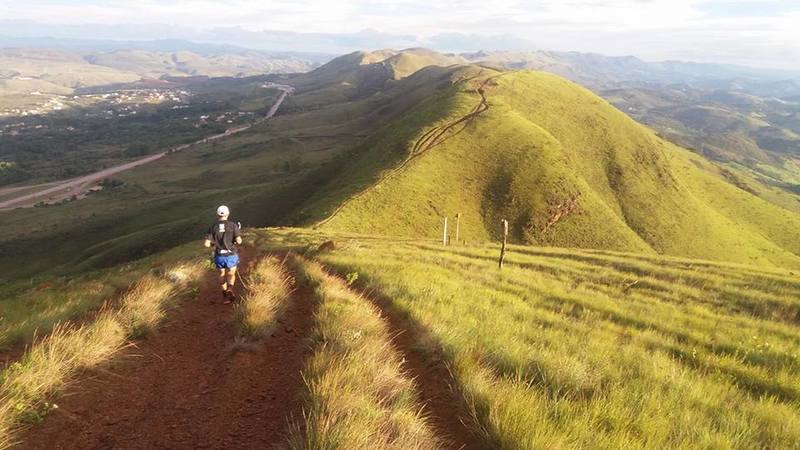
[[226, 266, 238, 290], [219, 268, 228, 292]]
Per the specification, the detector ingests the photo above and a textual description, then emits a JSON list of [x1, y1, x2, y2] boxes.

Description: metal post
[[455, 213, 461, 245], [499, 219, 509, 268]]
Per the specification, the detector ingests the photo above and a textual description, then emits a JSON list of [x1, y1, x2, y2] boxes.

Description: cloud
[[0, 0, 798, 69]]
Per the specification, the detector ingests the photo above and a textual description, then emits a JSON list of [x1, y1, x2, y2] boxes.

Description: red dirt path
[[18, 251, 316, 449], [361, 292, 490, 450]]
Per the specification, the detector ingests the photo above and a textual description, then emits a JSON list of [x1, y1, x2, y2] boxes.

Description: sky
[[1, 0, 799, 70]]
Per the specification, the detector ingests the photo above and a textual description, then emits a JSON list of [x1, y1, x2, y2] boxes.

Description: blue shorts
[[213, 254, 239, 269]]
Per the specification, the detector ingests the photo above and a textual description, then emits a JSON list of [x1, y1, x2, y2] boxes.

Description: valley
[[0, 82, 293, 209]]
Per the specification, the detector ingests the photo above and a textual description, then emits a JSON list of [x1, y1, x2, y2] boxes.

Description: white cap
[[216, 205, 230, 217]]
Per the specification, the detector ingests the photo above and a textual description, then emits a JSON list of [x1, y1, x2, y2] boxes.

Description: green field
[[254, 227, 800, 449]]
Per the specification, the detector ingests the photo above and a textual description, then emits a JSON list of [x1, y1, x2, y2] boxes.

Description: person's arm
[[233, 221, 243, 245]]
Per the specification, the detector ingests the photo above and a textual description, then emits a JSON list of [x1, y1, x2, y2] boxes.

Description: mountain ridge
[[290, 58, 800, 267]]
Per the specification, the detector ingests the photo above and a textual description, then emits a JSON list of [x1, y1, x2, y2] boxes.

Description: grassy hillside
[[3, 50, 800, 288], [303, 69, 800, 268], [286, 48, 469, 104], [464, 50, 800, 194], [254, 228, 800, 449], [4, 48, 800, 447]]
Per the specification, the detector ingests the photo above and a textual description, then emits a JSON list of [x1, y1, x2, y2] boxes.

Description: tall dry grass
[[0, 262, 202, 448], [235, 256, 293, 340], [287, 255, 439, 450]]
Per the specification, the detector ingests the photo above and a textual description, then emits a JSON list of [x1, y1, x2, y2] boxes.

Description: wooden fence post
[[443, 217, 448, 246], [455, 213, 461, 245], [499, 219, 509, 269]]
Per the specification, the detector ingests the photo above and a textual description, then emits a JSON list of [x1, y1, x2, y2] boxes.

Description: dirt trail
[[18, 250, 316, 450]]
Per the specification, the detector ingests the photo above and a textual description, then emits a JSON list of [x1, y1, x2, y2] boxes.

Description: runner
[[204, 205, 242, 303]]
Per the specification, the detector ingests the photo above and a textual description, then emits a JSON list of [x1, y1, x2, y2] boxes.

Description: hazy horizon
[[1, 0, 799, 72]]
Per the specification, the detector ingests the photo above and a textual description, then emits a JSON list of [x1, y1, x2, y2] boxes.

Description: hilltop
[[286, 48, 468, 101]]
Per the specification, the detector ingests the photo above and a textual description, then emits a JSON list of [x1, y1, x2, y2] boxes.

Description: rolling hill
[[463, 50, 800, 191], [293, 62, 800, 268], [2, 48, 800, 287], [0, 46, 319, 111]]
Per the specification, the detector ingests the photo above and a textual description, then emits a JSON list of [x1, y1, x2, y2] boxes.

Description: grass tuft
[[235, 256, 294, 339], [287, 255, 439, 450]]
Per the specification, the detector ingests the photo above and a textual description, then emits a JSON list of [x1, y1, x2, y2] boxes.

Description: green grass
[[288, 254, 439, 450], [255, 228, 800, 449]]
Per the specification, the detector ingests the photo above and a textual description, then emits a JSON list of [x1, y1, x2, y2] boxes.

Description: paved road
[[0, 84, 293, 211]]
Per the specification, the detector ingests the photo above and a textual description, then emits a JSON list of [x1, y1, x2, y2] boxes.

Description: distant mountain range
[[0, 35, 333, 63], [0, 46, 320, 101], [462, 50, 800, 88], [0, 23, 537, 55]]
